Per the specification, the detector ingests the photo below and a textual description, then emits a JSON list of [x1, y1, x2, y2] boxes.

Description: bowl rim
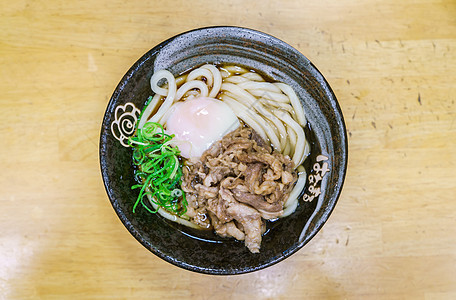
[[100, 25, 348, 275]]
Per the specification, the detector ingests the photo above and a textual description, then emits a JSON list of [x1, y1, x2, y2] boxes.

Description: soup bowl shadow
[[100, 26, 347, 275]]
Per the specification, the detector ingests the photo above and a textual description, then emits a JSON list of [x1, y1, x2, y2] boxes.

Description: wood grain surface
[[1, 0, 455, 299]]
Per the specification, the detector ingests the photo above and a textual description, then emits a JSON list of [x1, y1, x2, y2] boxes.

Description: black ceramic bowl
[[100, 26, 347, 275]]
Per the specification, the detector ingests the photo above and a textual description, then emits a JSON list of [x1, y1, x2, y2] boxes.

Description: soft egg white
[[165, 97, 240, 159]]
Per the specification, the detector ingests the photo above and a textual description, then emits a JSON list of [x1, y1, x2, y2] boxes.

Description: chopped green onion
[[128, 121, 187, 216]]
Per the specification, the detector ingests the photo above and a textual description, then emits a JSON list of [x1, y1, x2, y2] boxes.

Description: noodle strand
[[147, 70, 177, 125]]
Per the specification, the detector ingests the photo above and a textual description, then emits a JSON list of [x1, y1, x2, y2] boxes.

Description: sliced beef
[[181, 126, 297, 253]]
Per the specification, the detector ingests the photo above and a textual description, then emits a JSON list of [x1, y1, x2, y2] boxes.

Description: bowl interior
[[100, 26, 347, 275]]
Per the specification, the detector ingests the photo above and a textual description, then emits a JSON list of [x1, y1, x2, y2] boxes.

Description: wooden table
[[1, 0, 455, 299]]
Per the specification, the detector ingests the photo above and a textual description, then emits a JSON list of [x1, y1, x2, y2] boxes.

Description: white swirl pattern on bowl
[[111, 102, 140, 147]]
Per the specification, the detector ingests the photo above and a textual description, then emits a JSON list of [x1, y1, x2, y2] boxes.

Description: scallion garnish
[[128, 121, 187, 216]]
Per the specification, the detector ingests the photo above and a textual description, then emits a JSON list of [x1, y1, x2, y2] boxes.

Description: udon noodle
[[135, 64, 310, 250]]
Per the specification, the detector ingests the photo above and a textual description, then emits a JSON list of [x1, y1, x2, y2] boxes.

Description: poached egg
[[166, 97, 240, 159]]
